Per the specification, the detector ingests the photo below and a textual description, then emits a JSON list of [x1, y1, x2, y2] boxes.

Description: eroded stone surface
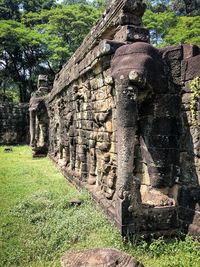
[[0, 102, 29, 145], [61, 248, 144, 267]]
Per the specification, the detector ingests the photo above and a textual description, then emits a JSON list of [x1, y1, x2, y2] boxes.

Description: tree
[[0, 20, 47, 101], [24, 4, 101, 73], [171, 0, 200, 16], [143, 9, 177, 46], [144, 0, 171, 12], [62, 0, 88, 5], [0, 70, 20, 102], [0, 3, 101, 102], [21, 0, 56, 13], [92, 0, 109, 10], [163, 15, 200, 46], [0, 0, 21, 20], [0, 0, 56, 20], [143, 0, 200, 47]]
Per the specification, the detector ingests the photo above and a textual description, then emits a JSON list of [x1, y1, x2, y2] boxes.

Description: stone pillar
[[38, 75, 48, 89], [29, 109, 36, 147], [114, 77, 141, 234]]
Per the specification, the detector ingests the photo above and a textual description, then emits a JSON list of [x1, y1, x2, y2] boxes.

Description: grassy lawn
[[0, 146, 199, 267]]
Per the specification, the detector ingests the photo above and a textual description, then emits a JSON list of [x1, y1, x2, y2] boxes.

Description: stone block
[[61, 248, 144, 267], [0, 103, 29, 145], [114, 25, 149, 43], [182, 55, 200, 82], [183, 44, 199, 59], [151, 117, 181, 136]]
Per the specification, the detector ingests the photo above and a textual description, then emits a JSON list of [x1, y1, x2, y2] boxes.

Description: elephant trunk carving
[[111, 42, 168, 233], [114, 78, 141, 229]]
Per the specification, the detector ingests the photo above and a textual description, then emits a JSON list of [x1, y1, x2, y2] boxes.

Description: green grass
[[0, 146, 199, 267]]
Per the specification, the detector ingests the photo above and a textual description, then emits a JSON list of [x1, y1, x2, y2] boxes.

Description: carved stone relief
[[30, 1, 200, 236]]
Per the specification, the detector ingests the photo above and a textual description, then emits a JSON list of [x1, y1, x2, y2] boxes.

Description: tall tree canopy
[[21, 0, 56, 13], [171, 0, 200, 15], [62, 0, 88, 4], [0, 1, 101, 102], [0, 0, 200, 102], [0, 0, 21, 20], [143, 0, 200, 46], [24, 4, 101, 72], [0, 20, 46, 101]]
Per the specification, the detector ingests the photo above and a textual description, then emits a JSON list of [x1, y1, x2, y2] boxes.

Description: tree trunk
[[19, 82, 27, 103]]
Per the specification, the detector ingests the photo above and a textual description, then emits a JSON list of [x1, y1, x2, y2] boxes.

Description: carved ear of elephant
[[111, 42, 167, 93]]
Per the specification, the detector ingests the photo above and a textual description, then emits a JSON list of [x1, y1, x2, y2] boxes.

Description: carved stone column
[[29, 109, 36, 147], [114, 78, 141, 233]]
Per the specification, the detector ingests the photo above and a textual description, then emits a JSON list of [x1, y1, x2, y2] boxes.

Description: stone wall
[[30, 0, 200, 236], [0, 102, 29, 145], [178, 46, 200, 235]]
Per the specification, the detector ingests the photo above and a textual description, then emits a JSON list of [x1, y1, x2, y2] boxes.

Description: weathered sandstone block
[[0, 102, 29, 145], [61, 248, 144, 267]]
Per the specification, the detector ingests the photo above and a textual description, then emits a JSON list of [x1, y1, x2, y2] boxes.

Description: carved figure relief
[[29, 75, 49, 157]]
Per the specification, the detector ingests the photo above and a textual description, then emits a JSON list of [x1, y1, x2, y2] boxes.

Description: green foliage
[[24, 4, 101, 71], [143, 9, 177, 45], [62, 0, 88, 5], [0, 146, 200, 267], [144, 0, 200, 15], [143, 1, 200, 47], [2, 191, 121, 265], [21, 0, 56, 13], [163, 15, 200, 46], [171, 0, 200, 16], [0, 20, 43, 48], [0, 146, 122, 266], [126, 235, 200, 267], [0, 19, 47, 101], [144, 0, 171, 12], [0, 80, 20, 102], [190, 76, 200, 125], [0, 0, 56, 19], [0, 0, 21, 20], [92, 0, 110, 11], [0, 2, 101, 102]]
